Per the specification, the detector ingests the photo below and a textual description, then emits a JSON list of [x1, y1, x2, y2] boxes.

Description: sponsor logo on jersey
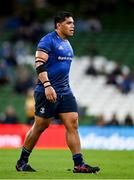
[[58, 56, 73, 60]]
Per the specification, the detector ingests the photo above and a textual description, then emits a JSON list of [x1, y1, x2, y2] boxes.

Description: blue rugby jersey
[[34, 31, 74, 95]]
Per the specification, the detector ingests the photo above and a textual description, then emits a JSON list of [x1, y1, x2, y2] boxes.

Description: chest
[[53, 40, 74, 58]]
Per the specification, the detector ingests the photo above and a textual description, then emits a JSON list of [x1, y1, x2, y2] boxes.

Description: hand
[[45, 86, 57, 103]]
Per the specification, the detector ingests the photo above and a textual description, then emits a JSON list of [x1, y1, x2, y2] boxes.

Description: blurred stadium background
[[0, 0, 134, 150]]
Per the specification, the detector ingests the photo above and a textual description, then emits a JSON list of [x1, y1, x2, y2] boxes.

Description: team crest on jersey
[[58, 45, 64, 50], [40, 107, 45, 114]]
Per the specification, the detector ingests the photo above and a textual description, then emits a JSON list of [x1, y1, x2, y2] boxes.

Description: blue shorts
[[34, 91, 78, 118]]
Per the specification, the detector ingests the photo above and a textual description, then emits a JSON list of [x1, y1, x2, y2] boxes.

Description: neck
[[55, 30, 67, 40]]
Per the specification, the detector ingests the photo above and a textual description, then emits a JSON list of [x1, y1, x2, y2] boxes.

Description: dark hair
[[54, 11, 73, 29]]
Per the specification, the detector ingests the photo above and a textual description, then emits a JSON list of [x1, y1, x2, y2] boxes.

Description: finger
[[46, 94, 52, 101], [51, 96, 56, 103], [48, 91, 57, 101], [52, 91, 57, 100], [52, 92, 57, 102], [51, 94, 57, 103], [47, 94, 55, 102], [46, 91, 57, 102]]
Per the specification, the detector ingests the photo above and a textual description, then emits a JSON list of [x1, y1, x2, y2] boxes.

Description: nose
[[72, 23, 75, 28]]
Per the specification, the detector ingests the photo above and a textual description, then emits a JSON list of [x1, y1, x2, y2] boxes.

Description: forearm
[[38, 71, 57, 102], [38, 71, 51, 87]]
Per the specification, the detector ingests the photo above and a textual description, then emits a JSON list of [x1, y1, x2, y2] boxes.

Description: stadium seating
[[70, 56, 134, 123], [71, 31, 134, 69]]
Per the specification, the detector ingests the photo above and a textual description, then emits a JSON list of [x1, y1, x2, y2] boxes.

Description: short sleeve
[[37, 35, 52, 54]]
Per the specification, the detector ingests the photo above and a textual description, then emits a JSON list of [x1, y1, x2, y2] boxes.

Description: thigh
[[34, 91, 57, 118], [57, 93, 78, 114]]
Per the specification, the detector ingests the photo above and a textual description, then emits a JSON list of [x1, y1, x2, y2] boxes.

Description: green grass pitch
[[0, 149, 134, 179]]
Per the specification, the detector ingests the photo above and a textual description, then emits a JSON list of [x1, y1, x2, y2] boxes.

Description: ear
[[57, 23, 61, 29]]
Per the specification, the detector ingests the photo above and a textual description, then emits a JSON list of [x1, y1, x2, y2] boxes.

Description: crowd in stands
[[0, 0, 121, 43], [85, 42, 134, 95], [25, 88, 35, 125], [96, 112, 133, 126], [0, 105, 19, 124], [86, 59, 134, 95]]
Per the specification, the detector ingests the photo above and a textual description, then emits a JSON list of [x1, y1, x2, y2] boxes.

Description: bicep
[[35, 51, 48, 67], [35, 51, 48, 61]]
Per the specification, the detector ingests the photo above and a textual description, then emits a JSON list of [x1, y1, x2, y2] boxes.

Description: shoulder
[[37, 31, 57, 53], [40, 31, 56, 43]]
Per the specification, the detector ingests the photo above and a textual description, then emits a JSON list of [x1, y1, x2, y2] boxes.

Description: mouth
[[70, 30, 74, 33]]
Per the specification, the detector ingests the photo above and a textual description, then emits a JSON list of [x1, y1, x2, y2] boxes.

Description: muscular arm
[[35, 51, 57, 102]]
